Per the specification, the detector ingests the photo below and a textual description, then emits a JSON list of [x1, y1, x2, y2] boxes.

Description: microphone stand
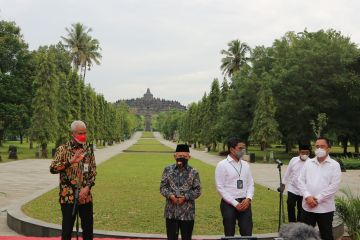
[[276, 159, 285, 232], [72, 161, 83, 240]]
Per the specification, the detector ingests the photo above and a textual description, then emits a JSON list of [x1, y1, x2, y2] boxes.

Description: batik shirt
[[50, 140, 96, 205], [160, 164, 201, 221]]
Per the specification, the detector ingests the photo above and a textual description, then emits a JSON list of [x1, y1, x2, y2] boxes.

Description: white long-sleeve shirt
[[298, 155, 341, 213], [215, 155, 254, 207], [283, 156, 307, 196]]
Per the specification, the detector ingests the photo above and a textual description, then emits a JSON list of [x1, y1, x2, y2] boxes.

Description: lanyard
[[228, 158, 242, 178]]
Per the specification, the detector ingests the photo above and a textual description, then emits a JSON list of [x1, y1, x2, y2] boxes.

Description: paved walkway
[[154, 132, 360, 196], [0, 132, 141, 236]]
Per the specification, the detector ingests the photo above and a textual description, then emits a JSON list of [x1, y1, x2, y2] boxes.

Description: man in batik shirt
[[50, 120, 96, 240], [160, 144, 201, 240]]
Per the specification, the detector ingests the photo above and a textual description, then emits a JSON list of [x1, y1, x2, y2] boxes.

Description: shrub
[[335, 189, 360, 240]]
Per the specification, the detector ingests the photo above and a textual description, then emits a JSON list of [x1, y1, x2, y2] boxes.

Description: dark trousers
[[166, 218, 194, 240], [301, 209, 334, 240], [220, 199, 253, 236], [61, 202, 93, 240], [287, 191, 303, 222]]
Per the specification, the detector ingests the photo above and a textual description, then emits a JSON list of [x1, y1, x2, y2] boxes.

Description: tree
[[61, 23, 91, 71], [81, 36, 102, 81], [61, 23, 101, 82], [250, 77, 281, 159], [310, 113, 328, 138], [220, 39, 251, 78], [56, 72, 71, 147], [0, 20, 35, 146], [30, 48, 59, 158]]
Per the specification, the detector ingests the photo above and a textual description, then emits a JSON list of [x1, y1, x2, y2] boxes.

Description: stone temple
[[118, 88, 186, 131]]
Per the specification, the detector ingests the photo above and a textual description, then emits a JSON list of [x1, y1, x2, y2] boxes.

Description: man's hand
[[71, 149, 85, 164], [170, 195, 177, 204], [305, 196, 318, 208], [177, 196, 186, 205], [79, 186, 90, 202], [169, 195, 186, 205], [236, 198, 251, 212]]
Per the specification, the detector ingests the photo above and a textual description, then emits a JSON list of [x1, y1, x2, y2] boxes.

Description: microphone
[[276, 159, 283, 166]]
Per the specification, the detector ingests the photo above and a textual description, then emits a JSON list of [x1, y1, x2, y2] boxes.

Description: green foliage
[[250, 78, 281, 152], [30, 48, 59, 157], [0, 20, 35, 145], [335, 189, 360, 240], [220, 39, 251, 77]]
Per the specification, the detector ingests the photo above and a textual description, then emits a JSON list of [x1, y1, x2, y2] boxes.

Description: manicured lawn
[[141, 131, 155, 138], [0, 141, 56, 162], [23, 135, 285, 234]]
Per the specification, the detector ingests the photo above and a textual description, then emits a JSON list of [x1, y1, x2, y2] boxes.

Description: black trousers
[[220, 199, 253, 236], [287, 191, 303, 222], [61, 202, 93, 240], [301, 209, 334, 240], [166, 218, 194, 240]]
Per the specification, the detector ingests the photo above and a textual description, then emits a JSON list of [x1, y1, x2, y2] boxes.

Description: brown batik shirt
[[50, 140, 96, 205], [160, 164, 201, 221]]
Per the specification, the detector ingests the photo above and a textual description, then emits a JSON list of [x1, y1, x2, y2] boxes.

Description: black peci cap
[[299, 144, 311, 151], [175, 144, 190, 152]]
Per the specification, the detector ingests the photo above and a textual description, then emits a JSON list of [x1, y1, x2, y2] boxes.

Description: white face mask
[[315, 148, 327, 158], [300, 154, 309, 161]]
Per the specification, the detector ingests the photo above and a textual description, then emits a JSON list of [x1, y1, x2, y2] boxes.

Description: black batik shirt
[[160, 164, 201, 220]]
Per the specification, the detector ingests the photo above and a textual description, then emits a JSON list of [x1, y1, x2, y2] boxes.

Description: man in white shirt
[[283, 144, 311, 222], [298, 137, 341, 240], [215, 138, 254, 236]]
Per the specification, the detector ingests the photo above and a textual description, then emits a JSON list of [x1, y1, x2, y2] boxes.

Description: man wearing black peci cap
[[283, 144, 311, 222], [160, 144, 201, 240]]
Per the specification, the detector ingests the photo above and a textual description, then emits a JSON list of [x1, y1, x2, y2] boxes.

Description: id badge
[[237, 179, 243, 189], [83, 163, 89, 173]]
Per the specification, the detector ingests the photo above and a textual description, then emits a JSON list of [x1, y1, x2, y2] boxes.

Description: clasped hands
[[305, 196, 318, 208], [170, 195, 186, 205], [235, 198, 251, 212]]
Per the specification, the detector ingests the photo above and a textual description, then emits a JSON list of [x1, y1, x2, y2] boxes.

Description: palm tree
[[81, 36, 102, 81], [220, 39, 251, 77]]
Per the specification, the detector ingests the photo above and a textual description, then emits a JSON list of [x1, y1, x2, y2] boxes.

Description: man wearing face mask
[[298, 137, 341, 240], [160, 144, 201, 240], [50, 120, 96, 240], [282, 144, 311, 222], [215, 138, 254, 237]]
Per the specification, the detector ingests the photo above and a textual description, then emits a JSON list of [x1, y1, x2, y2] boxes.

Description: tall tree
[[61, 22, 91, 71], [0, 20, 35, 146], [250, 77, 281, 157], [61, 23, 101, 82], [30, 48, 59, 158], [220, 39, 251, 78]]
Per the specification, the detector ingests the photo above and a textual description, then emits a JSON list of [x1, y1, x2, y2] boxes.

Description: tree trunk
[[354, 140, 359, 153], [20, 133, 23, 144], [341, 137, 348, 154], [83, 64, 87, 82], [29, 138, 33, 149], [285, 141, 292, 153], [0, 129, 4, 147], [41, 143, 48, 158]]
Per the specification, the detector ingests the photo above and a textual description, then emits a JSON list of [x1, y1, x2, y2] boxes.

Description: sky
[[1, 0, 359, 106]]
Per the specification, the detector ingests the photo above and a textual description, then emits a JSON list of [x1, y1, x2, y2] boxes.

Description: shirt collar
[[312, 155, 331, 164], [227, 154, 240, 163]]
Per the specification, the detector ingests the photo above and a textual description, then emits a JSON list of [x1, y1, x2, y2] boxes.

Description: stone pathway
[[0, 132, 141, 236], [154, 132, 360, 196]]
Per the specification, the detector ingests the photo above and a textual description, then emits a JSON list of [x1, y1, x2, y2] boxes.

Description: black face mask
[[176, 157, 188, 168]]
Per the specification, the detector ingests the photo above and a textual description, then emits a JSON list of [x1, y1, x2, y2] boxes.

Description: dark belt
[[235, 198, 246, 201]]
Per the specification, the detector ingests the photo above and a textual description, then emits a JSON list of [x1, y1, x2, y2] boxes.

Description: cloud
[[1, 0, 359, 106]]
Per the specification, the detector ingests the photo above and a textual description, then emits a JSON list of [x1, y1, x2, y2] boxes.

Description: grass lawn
[[23, 134, 285, 234], [0, 141, 56, 162], [141, 131, 155, 138]]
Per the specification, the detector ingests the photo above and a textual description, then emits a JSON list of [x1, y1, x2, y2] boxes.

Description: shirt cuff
[[231, 199, 239, 207]]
